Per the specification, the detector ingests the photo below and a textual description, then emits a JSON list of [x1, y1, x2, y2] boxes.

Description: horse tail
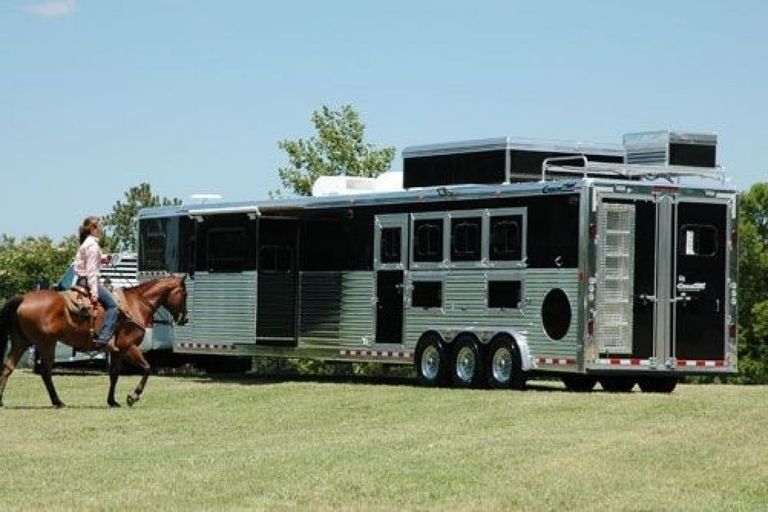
[[0, 296, 23, 361]]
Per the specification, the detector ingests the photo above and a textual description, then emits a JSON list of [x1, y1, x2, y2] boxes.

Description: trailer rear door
[[673, 201, 728, 362], [593, 190, 732, 368]]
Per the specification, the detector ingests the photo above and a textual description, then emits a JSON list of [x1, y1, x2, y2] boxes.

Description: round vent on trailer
[[541, 288, 571, 341]]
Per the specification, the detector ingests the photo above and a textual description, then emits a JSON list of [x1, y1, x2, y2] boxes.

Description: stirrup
[[94, 338, 119, 354]]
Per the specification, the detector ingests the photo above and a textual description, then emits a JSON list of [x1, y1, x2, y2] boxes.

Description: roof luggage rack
[[541, 155, 726, 183]]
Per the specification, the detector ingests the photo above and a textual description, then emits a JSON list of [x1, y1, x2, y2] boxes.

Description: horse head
[[162, 274, 189, 326]]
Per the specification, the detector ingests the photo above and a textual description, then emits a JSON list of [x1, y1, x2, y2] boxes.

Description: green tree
[[274, 105, 396, 197], [0, 235, 78, 299], [103, 183, 182, 252], [735, 182, 768, 383]]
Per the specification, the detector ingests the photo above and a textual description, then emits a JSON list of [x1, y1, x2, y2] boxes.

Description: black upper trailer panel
[[402, 137, 624, 188]]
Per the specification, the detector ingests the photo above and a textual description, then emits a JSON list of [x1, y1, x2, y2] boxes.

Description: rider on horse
[[74, 216, 119, 353]]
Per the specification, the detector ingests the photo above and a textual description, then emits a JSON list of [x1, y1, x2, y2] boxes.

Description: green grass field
[[1, 371, 767, 511]]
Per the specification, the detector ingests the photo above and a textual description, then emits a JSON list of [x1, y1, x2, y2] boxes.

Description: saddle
[[61, 285, 138, 328], [62, 286, 92, 319]]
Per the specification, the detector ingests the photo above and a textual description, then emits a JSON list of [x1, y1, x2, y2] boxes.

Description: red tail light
[[588, 320, 595, 336], [729, 324, 737, 339], [589, 223, 597, 240], [731, 229, 738, 246]]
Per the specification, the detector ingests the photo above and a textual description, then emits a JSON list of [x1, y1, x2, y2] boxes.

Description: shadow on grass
[[170, 372, 578, 393], [22, 368, 622, 394], [1, 404, 112, 410]]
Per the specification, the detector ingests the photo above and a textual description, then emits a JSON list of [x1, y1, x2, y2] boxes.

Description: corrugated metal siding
[[338, 272, 374, 346], [405, 269, 579, 358], [191, 272, 257, 344], [299, 272, 342, 342]]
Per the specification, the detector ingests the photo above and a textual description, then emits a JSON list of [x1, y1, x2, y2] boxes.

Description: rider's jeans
[[96, 285, 118, 342]]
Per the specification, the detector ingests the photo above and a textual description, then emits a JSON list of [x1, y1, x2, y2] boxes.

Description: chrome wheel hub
[[492, 347, 512, 383], [456, 346, 476, 382], [421, 345, 440, 381]]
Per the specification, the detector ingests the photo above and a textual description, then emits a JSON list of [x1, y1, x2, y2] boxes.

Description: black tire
[[562, 375, 597, 392], [414, 333, 448, 387], [599, 376, 636, 393], [450, 334, 484, 388], [638, 376, 677, 393], [486, 335, 525, 390]]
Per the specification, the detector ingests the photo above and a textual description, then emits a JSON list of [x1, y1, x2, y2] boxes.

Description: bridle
[[129, 280, 187, 327]]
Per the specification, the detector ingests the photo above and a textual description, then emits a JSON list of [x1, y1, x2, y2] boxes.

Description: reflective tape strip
[[536, 357, 577, 366], [676, 360, 726, 368], [339, 350, 414, 359], [596, 358, 651, 367], [138, 271, 170, 278], [178, 343, 236, 351], [596, 359, 727, 368]]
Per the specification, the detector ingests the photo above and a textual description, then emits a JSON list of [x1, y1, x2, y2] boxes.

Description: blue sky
[[1, 0, 767, 240]]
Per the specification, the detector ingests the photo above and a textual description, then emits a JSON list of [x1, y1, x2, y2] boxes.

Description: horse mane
[[122, 276, 176, 296]]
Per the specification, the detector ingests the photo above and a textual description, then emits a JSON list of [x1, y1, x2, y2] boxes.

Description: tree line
[[0, 106, 766, 383]]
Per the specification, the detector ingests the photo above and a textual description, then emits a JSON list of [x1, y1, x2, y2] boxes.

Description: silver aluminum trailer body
[[136, 131, 736, 388], [138, 181, 737, 387]]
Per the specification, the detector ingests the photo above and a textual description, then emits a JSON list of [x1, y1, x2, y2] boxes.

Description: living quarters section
[[398, 192, 584, 387]]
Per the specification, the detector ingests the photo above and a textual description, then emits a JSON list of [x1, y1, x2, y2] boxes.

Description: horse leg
[[0, 333, 30, 407], [34, 342, 65, 408], [107, 355, 123, 408], [122, 345, 151, 407]]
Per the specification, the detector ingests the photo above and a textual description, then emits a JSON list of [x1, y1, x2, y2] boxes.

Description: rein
[[125, 282, 167, 329]]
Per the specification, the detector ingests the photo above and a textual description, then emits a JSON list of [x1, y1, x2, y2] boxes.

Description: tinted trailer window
[[138, 216, 194, 273]]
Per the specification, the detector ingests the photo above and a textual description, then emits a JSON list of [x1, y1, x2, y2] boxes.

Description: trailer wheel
[[414, 333, 448, 387], [450, 334, 484, 388], [638, 376, 677, 393], [487, 335, 525, 390], [599, 376, 636, 392], [562, 375, 597, 392]]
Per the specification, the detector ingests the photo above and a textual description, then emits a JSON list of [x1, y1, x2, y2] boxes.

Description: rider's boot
[[93, 335, 119, 354]]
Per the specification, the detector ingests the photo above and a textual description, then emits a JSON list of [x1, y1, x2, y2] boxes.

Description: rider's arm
[[84, 241, 101, 301]]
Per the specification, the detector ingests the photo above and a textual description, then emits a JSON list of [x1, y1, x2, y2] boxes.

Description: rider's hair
[[79, 216, 101, 244]]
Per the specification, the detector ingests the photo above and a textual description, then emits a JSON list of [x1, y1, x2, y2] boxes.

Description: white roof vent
[[312, 171, 403, 197]]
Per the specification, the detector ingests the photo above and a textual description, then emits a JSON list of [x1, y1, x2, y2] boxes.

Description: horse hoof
[[126, 394, 136, 407], [54, 402, 66, 409], [108, 400, 121, 408]]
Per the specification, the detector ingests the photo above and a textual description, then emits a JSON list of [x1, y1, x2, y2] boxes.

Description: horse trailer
[[138, 130, 738, 391]]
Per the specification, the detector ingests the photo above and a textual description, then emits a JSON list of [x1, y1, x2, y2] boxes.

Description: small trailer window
[[487, 280, 522, 309], [140, 219, 166, 271], [679, 224, 717, 257], [413, 219, 443, 262], [259, 245, 293, 272], [380, 228, 401, 264], [451, 217, 482, 262], [490, 215, 523, 261], [412, 281, 443, 309], [207, 228, 245, 272]]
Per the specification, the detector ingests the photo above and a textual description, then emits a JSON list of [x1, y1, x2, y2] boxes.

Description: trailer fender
[[490, 330, 533, 372]]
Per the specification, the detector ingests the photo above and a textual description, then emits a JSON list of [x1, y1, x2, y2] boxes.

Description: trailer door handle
[[639, 294, 657, 304]]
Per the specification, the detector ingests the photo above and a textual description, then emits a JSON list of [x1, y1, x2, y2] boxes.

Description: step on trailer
[[138, 130, 737, 392]]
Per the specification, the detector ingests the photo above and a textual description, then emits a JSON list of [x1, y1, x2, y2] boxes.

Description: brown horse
[[0, 275, 188, 408]]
